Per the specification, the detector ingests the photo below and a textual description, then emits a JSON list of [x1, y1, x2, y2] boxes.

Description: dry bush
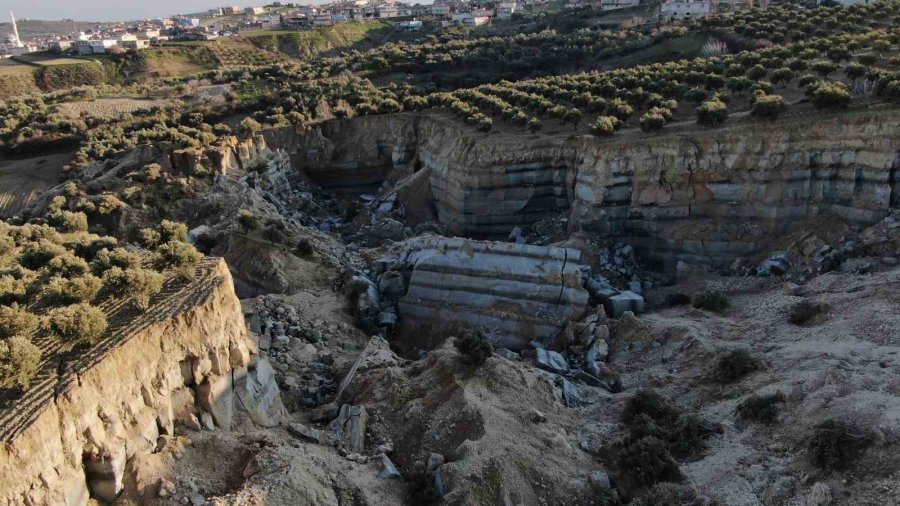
[[103, 267, 165, 310], [45, 303, 108, 348], [0, 335, 41, 389]]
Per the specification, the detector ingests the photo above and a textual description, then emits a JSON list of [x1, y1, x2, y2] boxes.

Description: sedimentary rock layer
[[272, 110, 900, 269], [392, 237, 590, 350], [0, 259, 282, 505]]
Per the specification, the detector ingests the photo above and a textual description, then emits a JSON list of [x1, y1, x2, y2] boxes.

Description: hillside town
[[0, 0, 787, 58]]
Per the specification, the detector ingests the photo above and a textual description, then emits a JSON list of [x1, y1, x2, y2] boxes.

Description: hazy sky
[[1, 0, 324, 22]]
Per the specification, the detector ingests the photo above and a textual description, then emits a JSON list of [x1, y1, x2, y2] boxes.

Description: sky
[[1, 0, 323, 22]]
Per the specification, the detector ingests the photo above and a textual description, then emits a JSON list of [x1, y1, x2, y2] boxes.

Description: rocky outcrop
[[275, 110, 900, 270], [0, 259, 284, 505], [387, 237, 590, 350]]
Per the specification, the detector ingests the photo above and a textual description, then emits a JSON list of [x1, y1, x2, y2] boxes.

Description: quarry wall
[[0, 259, 282, 505], [274, 110, 900, 269]]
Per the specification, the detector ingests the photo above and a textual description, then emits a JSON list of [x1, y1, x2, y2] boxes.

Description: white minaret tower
[[10, 11, 22, 47]]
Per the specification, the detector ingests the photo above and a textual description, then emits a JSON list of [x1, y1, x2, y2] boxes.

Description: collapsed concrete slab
[[392, 237, 590, 350]]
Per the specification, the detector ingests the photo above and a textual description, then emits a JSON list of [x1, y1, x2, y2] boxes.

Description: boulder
[[604, 291, 644, 318], [328, 404, 368, 453], [84, 448, 127, 503], [377, 454, 402, 479], [535, 349, 569, 374], [288, 422, 324, 444], [378, 271, 406, 297]]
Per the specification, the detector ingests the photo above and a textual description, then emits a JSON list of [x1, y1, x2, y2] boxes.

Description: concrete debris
[[755, 253, 790, 277]]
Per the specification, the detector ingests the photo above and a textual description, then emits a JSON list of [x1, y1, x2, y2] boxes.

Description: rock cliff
[[268, 110, 899, 269], [0, 259, 283, 505]]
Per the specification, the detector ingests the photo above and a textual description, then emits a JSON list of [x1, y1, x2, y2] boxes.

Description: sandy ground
[[0, 152, 69, 217]]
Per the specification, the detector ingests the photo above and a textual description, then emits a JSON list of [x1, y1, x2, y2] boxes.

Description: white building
[[120, 39, 150, 50], [74, 39, 118, 55], [600, 0, 641, 10], [452, 12, 490, 26], [397, 20, 423, 30], [245, 6, 266, 15], [255, 14, 282, 27], [660, 0, 712, 19], [496, 2, 518, 19]]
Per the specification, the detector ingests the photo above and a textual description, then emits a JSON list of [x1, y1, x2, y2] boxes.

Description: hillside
[[242, 21, 392, 58]]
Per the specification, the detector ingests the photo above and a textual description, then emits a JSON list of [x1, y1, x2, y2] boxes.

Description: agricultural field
[[55, 98, 173, 119], [0, 152, 70, 217]]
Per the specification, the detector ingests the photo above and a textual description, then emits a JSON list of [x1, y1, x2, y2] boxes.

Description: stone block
[[604, 291, 644, 318]]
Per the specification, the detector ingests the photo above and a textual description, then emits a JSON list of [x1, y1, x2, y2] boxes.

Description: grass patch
[[692, 290, 729, 312], [736, 392, 786, 424], [807, 419, 872, 472], [712, 349, 760, 384]]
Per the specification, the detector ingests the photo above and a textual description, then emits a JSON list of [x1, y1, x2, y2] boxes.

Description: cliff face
[[272, 110, 899, 269], [0, 259, 282, 505]]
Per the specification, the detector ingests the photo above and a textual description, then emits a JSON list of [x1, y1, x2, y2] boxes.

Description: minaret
[[10, 11, 22, 47]]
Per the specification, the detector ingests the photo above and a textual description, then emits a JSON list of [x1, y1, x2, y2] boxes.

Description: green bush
[[811, 81, 851, 109], [736, 392, 785, 424], [751, 93, 786, 119], [45, 253, 90, 277], [295, 238, 314, 257], [19, 241, 66, 270], [103, 267, 165, 310], [807, 419, 872, 472], [882, 80, 900, 101], [92, 247, 142, 274], [45, 303, 108, 348], [238, 209, 259, 232], [0, 335, 41, 389], [713, 349, 760, 383], [591, 116, 620, 137], [0, 305, 40, 339], [692, 290, 729, 312], [810, 60, 837, 77], [618, 436, 673, 487], [154, 241, 202, 281], [46, 210, 89, 233], [454, 328, 493, 366], [696, 98, 728, 127], [159, 220, 189, 243], [43, 274, 103, 305], [639, 111, 667, 132]]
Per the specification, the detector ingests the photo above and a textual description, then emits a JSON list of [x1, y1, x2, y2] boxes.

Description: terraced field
[[0, 153, 70, 218]]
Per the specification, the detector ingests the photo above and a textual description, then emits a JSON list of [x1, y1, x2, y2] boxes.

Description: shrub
[[454, 328, 493, 366], [0, 335, 41, 389], [46, 303, 108, 348], [882, 80, 900, 101], [746, 64, 768, 79], [137, 228, 162, 248], [807, 419, 872, 472], [713, 349, 759, 383], [810, 60, 837, 77], [607, 98, 634, 121], [751, 93, 786, 119], [159, 220, 188, 243], [46, 210, 89, 233], [92, 247, 142, 274], [240, 117, 262, 136], [103, 267, 165, 309], [591, 116, 620, 137], [43, 274, 103, 305], [154, 241, 202, 281], [295, 238, 314, 257], [527, 117, 542, 133], [811, 81, 851, 109], [629, 483, 682, 506], [692, 290, 728, 312], [788, 300, 829, 325], [622, 389, 681, 427], [19, 241, 66, 270], [238, 209, 258, 232], [736, 392, 785, 424], [664, 293, 692, 306], [639, 111, 667, 132], [45, 253, 90, 277], [696, 98, 728, 127], [0, 305, 40, 339], [618, 436, 673, 487]]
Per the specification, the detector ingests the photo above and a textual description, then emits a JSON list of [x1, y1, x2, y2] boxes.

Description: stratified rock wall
[[0, 259, 283, 506], [277, 110, 899, 269]]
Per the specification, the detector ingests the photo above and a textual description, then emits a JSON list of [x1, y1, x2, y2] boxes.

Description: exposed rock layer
[[271, 110, 900, 269], [0, 259, 282, 505]]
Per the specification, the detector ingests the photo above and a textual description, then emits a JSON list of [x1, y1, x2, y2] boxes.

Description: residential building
[[496, 2, 518, 19], [452, 12, 490, 26], [431, 2, 452, 16], [600, 0, 641, 10], [222, 6, 241, 15], [245, 6, 266, 15], [376, 5, 400, 17], [312, 14, 335, 26], [660, 0, 712, 19], [120, 39, 150, 50], [472, 8, 494, 17], [174, 17, 201, 27], [397, 20, 424, 30], [51, 40, 72, 52], [74, 39, 118, 55], [283, 15, 310, 28], [255, 14, 282, 27]]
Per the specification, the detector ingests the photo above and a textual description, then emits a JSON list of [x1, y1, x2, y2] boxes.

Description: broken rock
[[604, 291, 644, 318], [288, 422, 324, 444], [535, 349, 569, 374]]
